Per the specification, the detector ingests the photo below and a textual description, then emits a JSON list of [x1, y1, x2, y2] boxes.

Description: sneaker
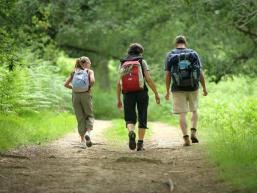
[[137, 141, 145, 151], [191, 128, 199, 143], [183, 135, 191, 146], [128, 131, 136, 150], [80, 141, 87, 149], [85, 135, 93, 147]]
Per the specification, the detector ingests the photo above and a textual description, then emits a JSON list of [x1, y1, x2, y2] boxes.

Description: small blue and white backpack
[[72, 69, 90, 92]]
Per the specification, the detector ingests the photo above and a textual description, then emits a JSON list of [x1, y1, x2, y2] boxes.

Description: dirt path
[[0, 121, 232, 193]]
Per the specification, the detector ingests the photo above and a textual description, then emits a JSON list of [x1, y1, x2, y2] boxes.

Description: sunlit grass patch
[[0, 111, 76, 151]]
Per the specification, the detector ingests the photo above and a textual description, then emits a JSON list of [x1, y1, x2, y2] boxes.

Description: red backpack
[[120, 60, 144, 93]]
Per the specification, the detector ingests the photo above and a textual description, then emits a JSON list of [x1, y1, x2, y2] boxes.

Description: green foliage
[[0, 64, 72, 114], [0, 111, 76, 151], [105, 119, 128, 144], [0, 1, 257, 191], [199, 77, 257, 191]]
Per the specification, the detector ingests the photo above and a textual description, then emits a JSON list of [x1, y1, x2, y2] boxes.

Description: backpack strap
[[87, 69, 92, 91], [138, 58, 145, 77]]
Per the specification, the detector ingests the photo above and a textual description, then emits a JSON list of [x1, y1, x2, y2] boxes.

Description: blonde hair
[[75, 58, 83, 69], [80, 56, 91, 64]]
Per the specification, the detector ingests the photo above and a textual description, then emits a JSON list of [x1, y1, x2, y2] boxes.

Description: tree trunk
[[95, 59, 110, 90]]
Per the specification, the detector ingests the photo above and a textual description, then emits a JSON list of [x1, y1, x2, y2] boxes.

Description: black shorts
[[123, 90, 149, 129]]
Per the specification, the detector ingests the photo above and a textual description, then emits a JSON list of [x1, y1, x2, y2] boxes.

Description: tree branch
[[59, 44, 120, 60]]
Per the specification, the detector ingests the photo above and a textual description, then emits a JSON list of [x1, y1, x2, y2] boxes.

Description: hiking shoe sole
[[85, 135, 93, 147], [128, 131, 136, 150]]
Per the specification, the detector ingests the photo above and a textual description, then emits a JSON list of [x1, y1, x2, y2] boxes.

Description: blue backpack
[[72, 69, 90, 92], [169, 52, 201, 87]]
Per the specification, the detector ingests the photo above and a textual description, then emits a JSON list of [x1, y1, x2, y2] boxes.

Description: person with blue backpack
[[165, 35, 208, 146], [64, 56, 95, 149]]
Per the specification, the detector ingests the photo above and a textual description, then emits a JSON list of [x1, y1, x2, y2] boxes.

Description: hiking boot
[[191, 128, 199, 143], [80, 141, 87, 149], [128, 131, 136, 150], [137, 141, 145, 151], [85, 135, 93, 147], [183, 135, 191, 146]]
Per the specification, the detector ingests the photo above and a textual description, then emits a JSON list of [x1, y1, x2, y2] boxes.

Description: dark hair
[[127, 43, 144, 55], [175, 35, 187, 45]]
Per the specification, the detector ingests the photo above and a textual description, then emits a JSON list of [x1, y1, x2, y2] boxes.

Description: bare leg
[[127, 123, 135, 132], [191, 111, 199, 143], [80, 135, 85, 142], [179, 113, 188, 136], [138, 128, 146, 140], [191, 111, 198, 131]]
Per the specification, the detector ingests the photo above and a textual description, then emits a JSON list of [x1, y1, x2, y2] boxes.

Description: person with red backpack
[[117, 43, 160, 151], [165, 35, 208, 146]]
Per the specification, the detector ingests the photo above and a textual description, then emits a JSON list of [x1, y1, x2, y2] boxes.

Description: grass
[[198, 77, 257, 192], [105, 119, 152, 144], [101, 76, 257, 192], [0, 111, 76, 151]]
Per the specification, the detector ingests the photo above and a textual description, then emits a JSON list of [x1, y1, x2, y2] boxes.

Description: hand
[[203, 89, 208, 96], [165, 93, 170, 101], [155, 93, 160, 104], [117, 100, 123, 110]]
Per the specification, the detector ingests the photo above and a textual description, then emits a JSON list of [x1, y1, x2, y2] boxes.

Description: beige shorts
[[172, 91, 199, 113]]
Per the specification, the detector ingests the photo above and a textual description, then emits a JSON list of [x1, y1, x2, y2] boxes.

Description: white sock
[[85, 131, 91, 137]]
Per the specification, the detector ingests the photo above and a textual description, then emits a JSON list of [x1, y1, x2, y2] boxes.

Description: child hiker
[[64, 56, 95, 149], [117, 43, 160, 151]]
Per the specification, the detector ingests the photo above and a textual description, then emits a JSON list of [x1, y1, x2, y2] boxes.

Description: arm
[[116, 80, 122, 109], [165, 71, 171, 100], [89, 70, 95, 86], [144, 71, 160, 104], [200, 70, 208, 96], [64, 75, 72, 89]]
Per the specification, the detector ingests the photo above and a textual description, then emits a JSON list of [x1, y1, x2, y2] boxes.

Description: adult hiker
[[64, 56, 95, 149], [165, 35, 208, 146], [117, 43, 160, 151]]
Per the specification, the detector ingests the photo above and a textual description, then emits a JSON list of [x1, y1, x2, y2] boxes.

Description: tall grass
[[199, 77, 257, 192], [0, 111, 76, 151]]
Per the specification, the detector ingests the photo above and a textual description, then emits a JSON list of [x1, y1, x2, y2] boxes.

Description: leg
[[189, 91, 199, 143], [81, 92, 94, 147], [123, 93, 137, 130], [179, 112, 188, 136], [72, 93, 87, 149], [136, 91, 149, 151], [72, 93, 87, 141], [123, 93, 137, 150], [179, 112, 191, 146], [191, 110, 198, 130], [138, 129, 146, 141], [127, 123, 135, 132]]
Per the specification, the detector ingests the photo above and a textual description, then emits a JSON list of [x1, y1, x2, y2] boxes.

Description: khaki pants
[[172, 91, 199, 114], [72, 92, 94, 136]]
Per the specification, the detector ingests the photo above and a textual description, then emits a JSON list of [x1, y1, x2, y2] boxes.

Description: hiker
[[64, 56, 95, 149], [165, 35, 208, 146], [117, 43, 160, 151]]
